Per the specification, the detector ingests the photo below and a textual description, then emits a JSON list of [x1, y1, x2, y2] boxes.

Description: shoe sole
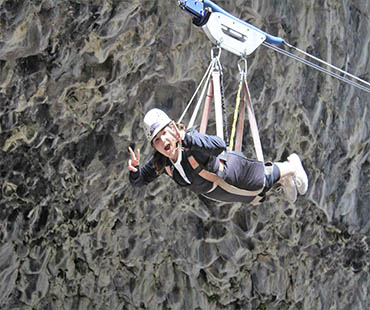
[[282, 176, 297, 202], [288, 153, 308, 195]]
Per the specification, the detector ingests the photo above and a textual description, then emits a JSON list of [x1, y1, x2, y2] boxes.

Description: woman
[[128, 108, 308, 204]]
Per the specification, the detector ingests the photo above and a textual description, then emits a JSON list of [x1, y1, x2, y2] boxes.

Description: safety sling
[[175, 49, 266, 203], [165, 154, 264, 204]]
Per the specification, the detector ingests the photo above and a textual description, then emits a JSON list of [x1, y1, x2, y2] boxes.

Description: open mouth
[[164, 144, 171, 151]]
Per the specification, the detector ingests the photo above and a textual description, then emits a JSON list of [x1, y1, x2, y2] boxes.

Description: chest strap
[[187, 155, 264, 197]]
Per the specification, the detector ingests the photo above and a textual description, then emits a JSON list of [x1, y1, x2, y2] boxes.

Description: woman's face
[[152, 124, 179, 161]]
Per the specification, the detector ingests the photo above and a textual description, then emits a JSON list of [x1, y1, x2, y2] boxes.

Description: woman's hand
[[169, 121, 184, 146], [128, 147, 140, 172]]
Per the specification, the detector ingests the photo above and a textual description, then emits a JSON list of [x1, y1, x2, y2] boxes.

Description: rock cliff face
[[0, 0, 369, 309]]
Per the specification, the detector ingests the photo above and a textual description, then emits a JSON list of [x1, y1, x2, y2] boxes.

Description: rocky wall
[[0, 0, 369, 309]]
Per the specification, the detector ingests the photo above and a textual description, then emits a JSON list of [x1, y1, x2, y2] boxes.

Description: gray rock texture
[[0, 0, 369, 309]]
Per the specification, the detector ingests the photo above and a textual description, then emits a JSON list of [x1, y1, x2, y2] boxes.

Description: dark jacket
[[129, 129, 266, 203]]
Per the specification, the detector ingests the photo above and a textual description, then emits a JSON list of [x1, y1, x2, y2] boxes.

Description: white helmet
[[143, 108, 172, 142]]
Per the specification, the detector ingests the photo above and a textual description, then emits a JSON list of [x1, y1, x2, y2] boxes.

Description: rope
[[187, 60, 216, 129], [178, 47, 223, 126], [229, 78, 243, 151], [178, 59, 215, 124], [262, 42, 370, 94]]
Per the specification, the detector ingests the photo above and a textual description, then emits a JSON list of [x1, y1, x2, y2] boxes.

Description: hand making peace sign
[[128, 147, 140, 172]]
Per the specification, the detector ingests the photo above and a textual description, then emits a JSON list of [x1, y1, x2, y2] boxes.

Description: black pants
[[203, 152, 280, 203]]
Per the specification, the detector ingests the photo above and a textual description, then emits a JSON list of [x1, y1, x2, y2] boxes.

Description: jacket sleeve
[[129, 156, 160, 187], [182, 129, 226, 156]]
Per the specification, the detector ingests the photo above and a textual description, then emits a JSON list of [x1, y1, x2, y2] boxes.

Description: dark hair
[[151, 151, 169, 174], [151, 123, 186, 175]]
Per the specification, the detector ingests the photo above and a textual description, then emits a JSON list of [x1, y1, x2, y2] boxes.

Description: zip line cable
[[262, 42, 370, 94], [284, 41, 370, 88]]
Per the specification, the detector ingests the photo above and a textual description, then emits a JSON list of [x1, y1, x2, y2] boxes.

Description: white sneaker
[[288, 153, 308, 195], [280, 175, 297, 202]]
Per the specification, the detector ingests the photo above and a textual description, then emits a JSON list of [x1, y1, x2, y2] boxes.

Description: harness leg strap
[[187, 155, 264, 197]]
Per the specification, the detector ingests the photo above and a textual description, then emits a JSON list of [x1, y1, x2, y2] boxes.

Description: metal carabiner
[[238, 57, 248, 75], [211, 46, 222, 60], [237, 57, 248, 80]]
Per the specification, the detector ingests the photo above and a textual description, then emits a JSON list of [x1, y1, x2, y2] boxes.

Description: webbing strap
[[243, 79, 264, 162], [212, 71, 224, 140], [187, 156, 264, 197], [229, 78, 247, 152], [229, 58, 263, 160], [235, 86, 246, 152], [182, 53, 264, 163], [199, 76, 213, 134]]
